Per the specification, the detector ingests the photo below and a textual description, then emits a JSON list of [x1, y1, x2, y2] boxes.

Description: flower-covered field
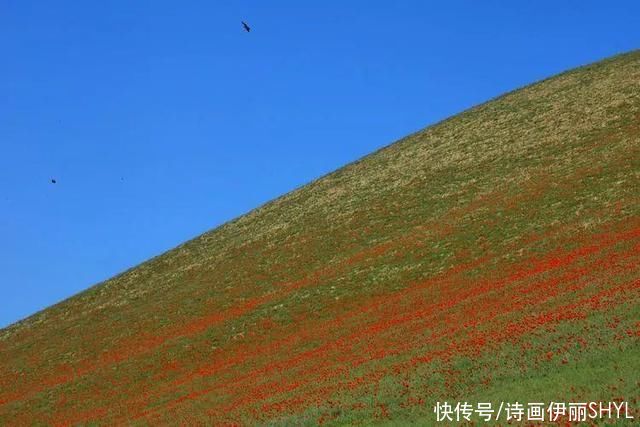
[[1, 51, 639, 425]]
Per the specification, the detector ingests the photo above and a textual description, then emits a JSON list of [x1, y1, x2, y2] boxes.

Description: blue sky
[[1, 1, 639, 328]]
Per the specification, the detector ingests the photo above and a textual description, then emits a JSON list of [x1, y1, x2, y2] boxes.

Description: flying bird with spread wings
[[242, 21, 251, 32]]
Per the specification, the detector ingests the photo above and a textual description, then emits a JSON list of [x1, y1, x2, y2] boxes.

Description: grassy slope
[[1, 50, 639, 426]]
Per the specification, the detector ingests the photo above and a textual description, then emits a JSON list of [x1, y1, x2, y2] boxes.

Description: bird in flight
[[242, 21, 251, 32], [50, 179, 57, 184]]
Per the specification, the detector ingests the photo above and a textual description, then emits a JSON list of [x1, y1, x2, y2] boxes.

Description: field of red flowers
[[1, 51, 639, 425]]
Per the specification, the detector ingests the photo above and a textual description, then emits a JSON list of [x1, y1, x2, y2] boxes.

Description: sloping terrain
[[1, 51, 639, 426]]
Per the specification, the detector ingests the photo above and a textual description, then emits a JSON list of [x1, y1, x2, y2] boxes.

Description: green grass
[[0, 49, 639, 426]]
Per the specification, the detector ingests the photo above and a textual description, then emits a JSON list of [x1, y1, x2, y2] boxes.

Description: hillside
[[1, 50, 639, 425]]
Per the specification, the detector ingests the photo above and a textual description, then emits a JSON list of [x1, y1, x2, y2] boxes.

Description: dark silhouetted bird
[[50, 179, 57, 184], [242, 21, 251, 32]]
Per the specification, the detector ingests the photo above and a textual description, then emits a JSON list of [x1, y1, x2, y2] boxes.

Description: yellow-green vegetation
[[0, 50, 639, 425]]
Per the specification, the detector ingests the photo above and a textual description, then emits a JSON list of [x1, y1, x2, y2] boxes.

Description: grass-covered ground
[[1, 50, 639, 425]]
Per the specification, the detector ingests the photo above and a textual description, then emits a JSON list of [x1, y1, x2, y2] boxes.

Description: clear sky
[[1, 1, 639, 328]]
